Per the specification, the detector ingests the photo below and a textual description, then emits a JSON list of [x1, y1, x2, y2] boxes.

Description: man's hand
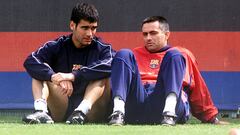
[[59, 80, 73, 97], [51, 73, 75, 85], [212, 118, 230, 125], [51, 73, 75, 97]]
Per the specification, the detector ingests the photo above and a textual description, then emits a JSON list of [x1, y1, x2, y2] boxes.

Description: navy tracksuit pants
[[111, 49, 189, 124]]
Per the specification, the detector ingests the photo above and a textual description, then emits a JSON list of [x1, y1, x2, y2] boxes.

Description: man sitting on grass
[[108, 16, 228, 126], [22, 2, 114, 124]]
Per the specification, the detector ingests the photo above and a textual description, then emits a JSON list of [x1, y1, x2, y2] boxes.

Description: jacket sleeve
[[72, 45, 115, 81], [184, 50, 218, 123], [23, 41, 58, 81]]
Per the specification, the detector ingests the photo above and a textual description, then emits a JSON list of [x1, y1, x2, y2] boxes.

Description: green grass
[[0, 114, 240, 135]]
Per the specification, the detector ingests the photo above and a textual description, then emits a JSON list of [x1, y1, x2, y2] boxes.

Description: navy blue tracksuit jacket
[[24, 34, 115, 96]]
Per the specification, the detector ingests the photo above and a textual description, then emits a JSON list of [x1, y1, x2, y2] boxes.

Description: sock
[[113, 96, 125, 114], [34, 98, 48, 113], [75, 99, 92, 115], [163, 93, 177, 114]]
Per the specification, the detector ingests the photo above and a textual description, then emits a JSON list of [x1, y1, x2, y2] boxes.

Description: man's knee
[[88, 78, 111, 104], [89, 78, 108, 87], [115, 49, 134, 59]]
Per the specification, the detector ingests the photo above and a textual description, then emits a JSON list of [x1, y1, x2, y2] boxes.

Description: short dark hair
[[142, 16, 169, 32], [70, 2, 99, 25]]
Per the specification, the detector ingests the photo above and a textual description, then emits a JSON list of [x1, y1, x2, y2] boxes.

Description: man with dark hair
[[22, 2, 115, 124], [108, 16, 225, 126]]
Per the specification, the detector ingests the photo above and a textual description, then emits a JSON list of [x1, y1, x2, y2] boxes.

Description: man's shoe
[[161, 111, 177, 126], [108, 111, 125, 126], [22, 110, 54, 124], [66, 110, 86, 124]]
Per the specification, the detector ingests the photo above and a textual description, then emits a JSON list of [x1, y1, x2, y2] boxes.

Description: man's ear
[[165, 31, 170, 40], [70, 21, 76, 31]]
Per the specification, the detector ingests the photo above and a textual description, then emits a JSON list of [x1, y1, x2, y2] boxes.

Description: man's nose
[[146, 34, 152, 40], [86, 29, 93, 37]]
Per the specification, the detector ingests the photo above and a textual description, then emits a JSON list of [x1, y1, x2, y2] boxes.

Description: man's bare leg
[[46, 82, 68, 122], [31, 79, 49, 113], [85, 79, 111, 122], [23, 79, 68, 123], [66, 79, 111, 124]]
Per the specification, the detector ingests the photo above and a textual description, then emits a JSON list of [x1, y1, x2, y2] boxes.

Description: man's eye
[[150, 32, 158, 35], [81, 26, 89, 30], [91, 27, 96, 31]]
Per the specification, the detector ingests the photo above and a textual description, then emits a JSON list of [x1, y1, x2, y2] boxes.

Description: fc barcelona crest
[[149, 59, 159, 69]]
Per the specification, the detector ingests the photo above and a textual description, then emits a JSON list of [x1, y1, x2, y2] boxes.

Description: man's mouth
[[83, 38, 92, 42], [146, 43, 154, 46]]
